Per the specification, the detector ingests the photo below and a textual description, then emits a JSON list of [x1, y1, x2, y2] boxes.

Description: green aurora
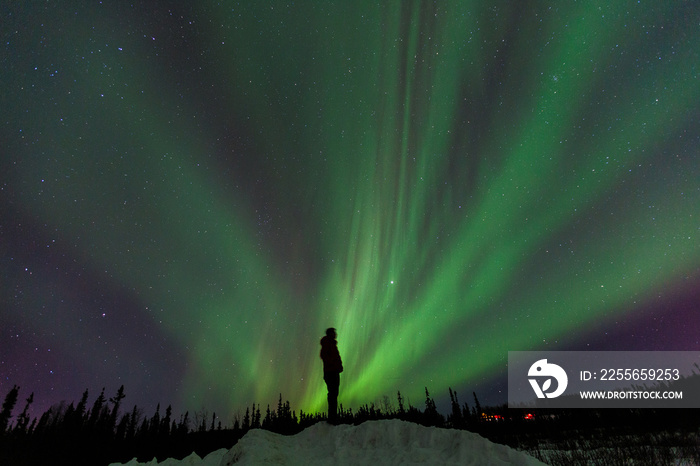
[[2, 1, 699, 416]]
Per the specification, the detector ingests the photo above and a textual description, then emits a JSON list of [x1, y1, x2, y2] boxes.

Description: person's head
[[326, 327, 337, 339]]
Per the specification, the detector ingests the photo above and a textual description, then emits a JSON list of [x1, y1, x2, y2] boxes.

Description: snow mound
[[222, 419, 544, 465], [113, 419, 544, 465], [114, 449, 228, 466]]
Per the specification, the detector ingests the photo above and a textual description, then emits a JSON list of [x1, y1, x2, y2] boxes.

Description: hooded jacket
[[320, 335, 343, 373]]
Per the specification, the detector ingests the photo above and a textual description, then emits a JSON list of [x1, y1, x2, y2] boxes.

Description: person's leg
[[324, 372, 340, 422]]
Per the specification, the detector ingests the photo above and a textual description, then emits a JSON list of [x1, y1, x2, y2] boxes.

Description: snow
[[113, 450, 228, 466], [111, 419, 545, 466]]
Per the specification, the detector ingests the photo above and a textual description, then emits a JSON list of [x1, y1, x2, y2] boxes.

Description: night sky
[[2, 1, 699, 421]]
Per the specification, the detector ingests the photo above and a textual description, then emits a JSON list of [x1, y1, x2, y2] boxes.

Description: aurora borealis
[[2, 1, 699, 420]]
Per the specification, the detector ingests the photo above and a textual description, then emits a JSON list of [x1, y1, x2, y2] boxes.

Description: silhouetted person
[[320, 327, 343, 423]]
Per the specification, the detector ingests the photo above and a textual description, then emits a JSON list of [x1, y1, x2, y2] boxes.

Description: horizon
[[2, 382, 499, 428]]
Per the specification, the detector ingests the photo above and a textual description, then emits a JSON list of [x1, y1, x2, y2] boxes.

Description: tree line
[[2, 382, 698, 466], [0, 384, 478, 465]]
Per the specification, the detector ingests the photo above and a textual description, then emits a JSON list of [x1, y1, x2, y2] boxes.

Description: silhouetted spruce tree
[[397, 391, 405, 416], [473, 392, 483, 419], [48, 401, 69, 431], [87, 388, 106, 429], [109, 385, 126, 431], [423, 387, 442, 426], [62, 402, 76, 431], [150, 403, 161, 437], [27, 417, 37, 435], [125, 405, 141, 440], [298, 409, 314, 429], [242, 407, 250, 431], [448, 388, 462, 428], [263, 405, 273, 429], [137, 416, 150, 438], [276, 397, 295, 433], [253, 404, 261, 429], [0, 385, 19, 434], [71, 389, 89, 430], [14, 391, 34, 434], [161, 405, 172, 436], [461, 399, 471, 423], [115, 412, 129, 440], [33, 407, 51, 436], [178, 411, 190, 435]]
